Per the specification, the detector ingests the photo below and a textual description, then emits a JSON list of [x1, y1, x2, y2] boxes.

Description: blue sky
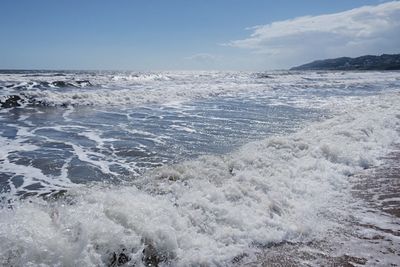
[[0, 0, 399, 70]]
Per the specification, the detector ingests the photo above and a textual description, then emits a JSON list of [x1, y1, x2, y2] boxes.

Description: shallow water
[[0, 70, 400, 266]]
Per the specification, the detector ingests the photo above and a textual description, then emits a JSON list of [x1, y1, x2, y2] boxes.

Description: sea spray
[[1, 92, 399, 266]]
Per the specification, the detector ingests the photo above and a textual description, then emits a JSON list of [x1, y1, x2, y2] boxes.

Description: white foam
[[2, 71, 399, 108], [170, 124, 197, 133], [0, 135, 73, 196], [62, 105, 74, 122], [0, 92, 399, 266]]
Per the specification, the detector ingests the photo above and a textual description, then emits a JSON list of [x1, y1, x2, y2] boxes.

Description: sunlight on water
[[0, 70, 400, 266]]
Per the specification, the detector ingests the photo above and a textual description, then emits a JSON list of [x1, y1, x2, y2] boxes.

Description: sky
[[0, 0, 399, 71]]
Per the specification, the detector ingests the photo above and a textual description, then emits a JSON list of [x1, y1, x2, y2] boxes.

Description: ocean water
[[0, 70, 399, 266]]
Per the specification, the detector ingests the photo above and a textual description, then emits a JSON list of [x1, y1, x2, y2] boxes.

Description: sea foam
[[1, 71, 399, 108], [0, 92, 399, 266]]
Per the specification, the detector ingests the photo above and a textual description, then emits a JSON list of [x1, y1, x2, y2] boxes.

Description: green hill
[[291, 54, 400, 71]]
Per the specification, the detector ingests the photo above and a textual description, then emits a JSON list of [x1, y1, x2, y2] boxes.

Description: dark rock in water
[[20, 93, 46, 107], [228, 166, 235, 175], [51, 81, 67, 87], [51, 81, 77, 88], [142, 243, 162, 267], [0, 95, 22, 108], [75, 80, 92, 86], [141, 237, 177, 267], [109, 250, 131, 267], [231, 253, 249, 264]]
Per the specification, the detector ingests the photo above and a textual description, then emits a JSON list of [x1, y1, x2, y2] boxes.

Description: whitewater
[[0, 70, 399, 266]]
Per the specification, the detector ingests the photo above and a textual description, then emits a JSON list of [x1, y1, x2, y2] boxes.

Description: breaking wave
[[0, 93, 399, 266], [1, 71, 400, 108]]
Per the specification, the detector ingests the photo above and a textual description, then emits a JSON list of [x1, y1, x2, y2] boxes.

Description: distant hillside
[[291, 54, 400, 71]]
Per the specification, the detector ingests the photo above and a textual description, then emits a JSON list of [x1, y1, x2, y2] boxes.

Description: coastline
[[255, 147, 400, 266]]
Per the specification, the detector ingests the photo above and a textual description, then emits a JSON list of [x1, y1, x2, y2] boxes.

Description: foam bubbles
[[1, 92, 399, 266], [1, 70, 400, 108]]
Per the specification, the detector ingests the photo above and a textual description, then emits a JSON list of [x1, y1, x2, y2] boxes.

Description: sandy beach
[[256, 147, 400, 266]]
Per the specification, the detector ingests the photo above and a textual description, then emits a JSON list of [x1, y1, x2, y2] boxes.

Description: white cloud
[[227, 1, 400, 68]]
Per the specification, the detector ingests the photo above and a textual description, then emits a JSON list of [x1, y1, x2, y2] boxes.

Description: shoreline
[[255, 147, 400, 266]]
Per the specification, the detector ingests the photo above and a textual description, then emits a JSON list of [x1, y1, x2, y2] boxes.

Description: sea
[[0, 70, 399, 266]]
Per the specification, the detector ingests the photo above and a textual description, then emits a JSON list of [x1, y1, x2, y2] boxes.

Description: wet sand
[[353, 149, 400, 218], [252, 148, 400, 266]]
